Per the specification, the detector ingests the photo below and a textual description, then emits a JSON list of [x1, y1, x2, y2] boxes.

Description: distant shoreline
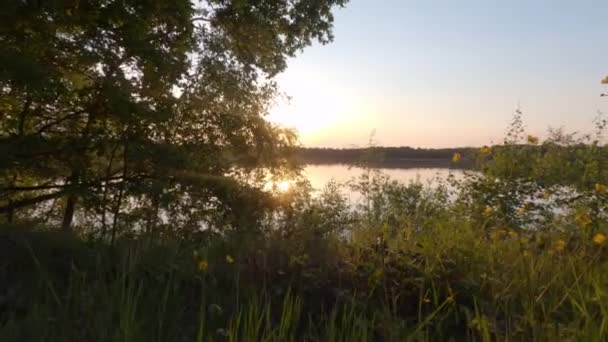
[[294, 147, 475, 169], [300, 159, 469, 169]]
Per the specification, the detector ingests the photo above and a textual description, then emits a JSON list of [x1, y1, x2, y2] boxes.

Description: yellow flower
[[480, 146, 491, 155], [593, 233, 607, 245], [596, 183, 607, 194], [483, 206, 494, 216], [554, 239, 566, 253], [452, 152, 462, 163], [198, 260, 208, 272], [575, 211, 592, 227], [226, 255, 235, 264], [527, 135, 539, 145]]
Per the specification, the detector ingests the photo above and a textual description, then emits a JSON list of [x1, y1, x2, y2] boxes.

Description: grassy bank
[[3, 210, 608, 341], [5, 121, 608, 340]]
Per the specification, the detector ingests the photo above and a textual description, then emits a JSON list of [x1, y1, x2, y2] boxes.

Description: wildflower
[[527, 135, 539, 145], [226, 255, 235, 264], [554, 239, 566, 253], [593, 233, 607, 245], [483, 206, 494, 216], [452, 152, 462, 163], [198, 260, 208, 272], [480, 146, 491, 155], [596, 183, 607, 194], [575, 211, 592, 227], [445, 287, 456, 303]]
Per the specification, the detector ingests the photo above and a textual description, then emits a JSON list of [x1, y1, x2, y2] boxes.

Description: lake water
[[303, 165, 464, 189], [299, 164, 467, 203]]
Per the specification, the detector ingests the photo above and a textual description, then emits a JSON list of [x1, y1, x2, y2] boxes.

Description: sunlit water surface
[[304, 165, 462, 189], [285, 164, 468, 204]]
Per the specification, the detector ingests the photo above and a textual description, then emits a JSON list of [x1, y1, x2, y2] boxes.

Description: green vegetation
[[4, 115, 608, 341], [294, 147, 476, 168], [3, 1, 608, 341], [0, 0, 346, 233]]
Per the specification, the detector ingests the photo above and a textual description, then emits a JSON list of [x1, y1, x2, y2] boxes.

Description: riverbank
[[2, 217, 607, 341], [3, 165, 608, 341]]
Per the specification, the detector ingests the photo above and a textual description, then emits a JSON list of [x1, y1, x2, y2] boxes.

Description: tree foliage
[[0, 0, 347, 236]]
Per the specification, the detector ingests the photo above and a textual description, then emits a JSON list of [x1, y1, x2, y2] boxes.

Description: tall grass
[[3, 215, 608, 341], [5, 123, 608, 340]]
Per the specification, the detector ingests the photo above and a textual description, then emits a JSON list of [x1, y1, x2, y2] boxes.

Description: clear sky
[[267, 0, 608, 148]]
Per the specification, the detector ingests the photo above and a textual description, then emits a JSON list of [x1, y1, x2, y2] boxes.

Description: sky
[[267, 0, 608, 148]]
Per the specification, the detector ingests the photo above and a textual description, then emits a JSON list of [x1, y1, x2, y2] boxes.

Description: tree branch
[[0, 190, 67, 214], [192, 16, 212, 22], [36, 110, 87, 135]]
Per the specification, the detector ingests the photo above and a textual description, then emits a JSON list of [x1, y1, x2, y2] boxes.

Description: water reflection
[[264, 165, 467, 205], [264, 179, 295, 193], [303, 165, 465, 191]]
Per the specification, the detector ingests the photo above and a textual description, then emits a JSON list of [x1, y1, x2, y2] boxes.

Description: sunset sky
[[267, 0, 608, 148]]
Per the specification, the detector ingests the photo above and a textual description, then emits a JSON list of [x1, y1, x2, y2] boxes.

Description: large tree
[[0, 0, 347, 236]]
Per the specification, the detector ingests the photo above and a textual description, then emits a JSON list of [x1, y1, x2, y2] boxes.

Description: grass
[[2, 213, 608, 341], [5, 134, 608, 340]]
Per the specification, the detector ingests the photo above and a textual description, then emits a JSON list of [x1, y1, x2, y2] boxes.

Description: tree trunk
[[6, 206, 14, 223], [61, 169, 80, 231], [101, 143, 119, 239], [111, 181, 125, 244], [146, 192, 161, 236], [61, 194, 76, 231], [61, 103, 97, 232], [111, 138, 129, 244]]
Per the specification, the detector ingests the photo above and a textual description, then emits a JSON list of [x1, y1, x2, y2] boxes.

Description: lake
[[303, 165, 464, 189], [298, 164, 467, 203]]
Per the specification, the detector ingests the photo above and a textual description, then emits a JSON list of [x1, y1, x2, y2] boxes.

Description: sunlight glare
[[276, 180, 291, 192], [264, 179, 293, 193], [267, 70, 359, 145]]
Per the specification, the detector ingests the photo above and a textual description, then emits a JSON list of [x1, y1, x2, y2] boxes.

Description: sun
[[268, 93, 347, 137], [276, 180, 291, 192], [267, 70, 356, 144]]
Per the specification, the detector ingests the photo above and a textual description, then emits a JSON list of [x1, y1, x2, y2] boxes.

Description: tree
[[0, 0, 348, 236]]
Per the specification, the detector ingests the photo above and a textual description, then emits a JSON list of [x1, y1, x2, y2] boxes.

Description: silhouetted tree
[[0, 0, 347, 236]]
